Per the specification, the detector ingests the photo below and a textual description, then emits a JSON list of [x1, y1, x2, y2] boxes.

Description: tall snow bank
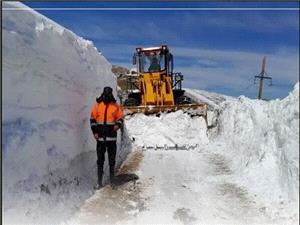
[[185, 88, 234, 110], [215, 83, 299, 206], [2, 2, 130, 224], [184, 88, 234, 129]]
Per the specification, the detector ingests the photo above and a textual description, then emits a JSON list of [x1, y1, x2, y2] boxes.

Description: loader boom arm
[[140, 72, 174, 106]]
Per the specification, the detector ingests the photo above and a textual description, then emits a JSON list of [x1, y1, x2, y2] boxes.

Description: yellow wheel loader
[[123, 45, 207, 120]]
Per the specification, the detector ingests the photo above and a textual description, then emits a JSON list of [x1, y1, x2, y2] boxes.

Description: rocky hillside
[[111, 65, 130, 78]]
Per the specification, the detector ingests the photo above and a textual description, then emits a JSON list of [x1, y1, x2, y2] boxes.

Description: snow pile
[[184, 88, 234, 129], [2, 2, 130, 224], [125, 110, 209, 148], [185, 88, 234, 110], [215, 83, 299, 210]]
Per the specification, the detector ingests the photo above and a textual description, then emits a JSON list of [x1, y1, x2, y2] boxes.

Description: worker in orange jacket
[[90, 86, 124, 189]]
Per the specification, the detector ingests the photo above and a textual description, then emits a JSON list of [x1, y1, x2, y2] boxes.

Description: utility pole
[[255, 56, 272, 100]]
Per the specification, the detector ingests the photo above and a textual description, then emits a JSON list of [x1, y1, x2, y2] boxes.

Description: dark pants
[[96, 141, 117, 186]]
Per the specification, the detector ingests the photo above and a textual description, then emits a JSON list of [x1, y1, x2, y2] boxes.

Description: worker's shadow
[[112, 173, 139, 186]]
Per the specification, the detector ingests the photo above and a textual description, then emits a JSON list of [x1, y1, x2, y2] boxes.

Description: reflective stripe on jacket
[[90, 101, 123, 141]]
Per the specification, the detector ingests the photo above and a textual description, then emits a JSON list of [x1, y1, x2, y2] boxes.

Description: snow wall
[[214, 83, 299, 212], [2, 2, 131, 224]]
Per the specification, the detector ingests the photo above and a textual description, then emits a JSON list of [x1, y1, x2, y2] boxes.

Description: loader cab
[[133, 45, 173, 75]]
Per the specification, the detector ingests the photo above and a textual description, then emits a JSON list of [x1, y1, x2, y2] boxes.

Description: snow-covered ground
[[70, 149, 274, 225], [2, 2, 131, 224], [71, 83, 298, 225]]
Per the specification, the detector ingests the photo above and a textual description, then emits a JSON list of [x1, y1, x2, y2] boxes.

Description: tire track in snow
[[79, 150, 268, 225], [69, 127, 272, 225], [68, 151, 149, 225]]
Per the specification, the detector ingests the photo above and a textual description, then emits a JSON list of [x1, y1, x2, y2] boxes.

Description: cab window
[[139, 51, 165, 72]]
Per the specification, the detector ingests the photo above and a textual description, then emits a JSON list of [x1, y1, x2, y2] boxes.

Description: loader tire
[[124, 98, 139, 106], [176, 95, 192, 105]]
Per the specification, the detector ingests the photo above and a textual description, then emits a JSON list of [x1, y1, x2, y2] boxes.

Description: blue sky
[[23, 1, 299, 99]]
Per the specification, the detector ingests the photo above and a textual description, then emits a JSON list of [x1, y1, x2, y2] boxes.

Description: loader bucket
[[123, 103, 207, 119]]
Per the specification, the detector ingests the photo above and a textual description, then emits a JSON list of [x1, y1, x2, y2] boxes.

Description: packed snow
[[125, 110, 208, 148], [2, 2, 131, 224]]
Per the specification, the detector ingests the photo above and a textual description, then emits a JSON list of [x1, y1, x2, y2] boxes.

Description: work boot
[[94, 175, 103, 190], [109, 166, 115, 186], [95, 169, 103, 190], [93, 183, 103, 190]]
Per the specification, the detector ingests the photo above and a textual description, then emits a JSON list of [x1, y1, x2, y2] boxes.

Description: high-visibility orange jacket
[[90, 100, 123, 141]]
